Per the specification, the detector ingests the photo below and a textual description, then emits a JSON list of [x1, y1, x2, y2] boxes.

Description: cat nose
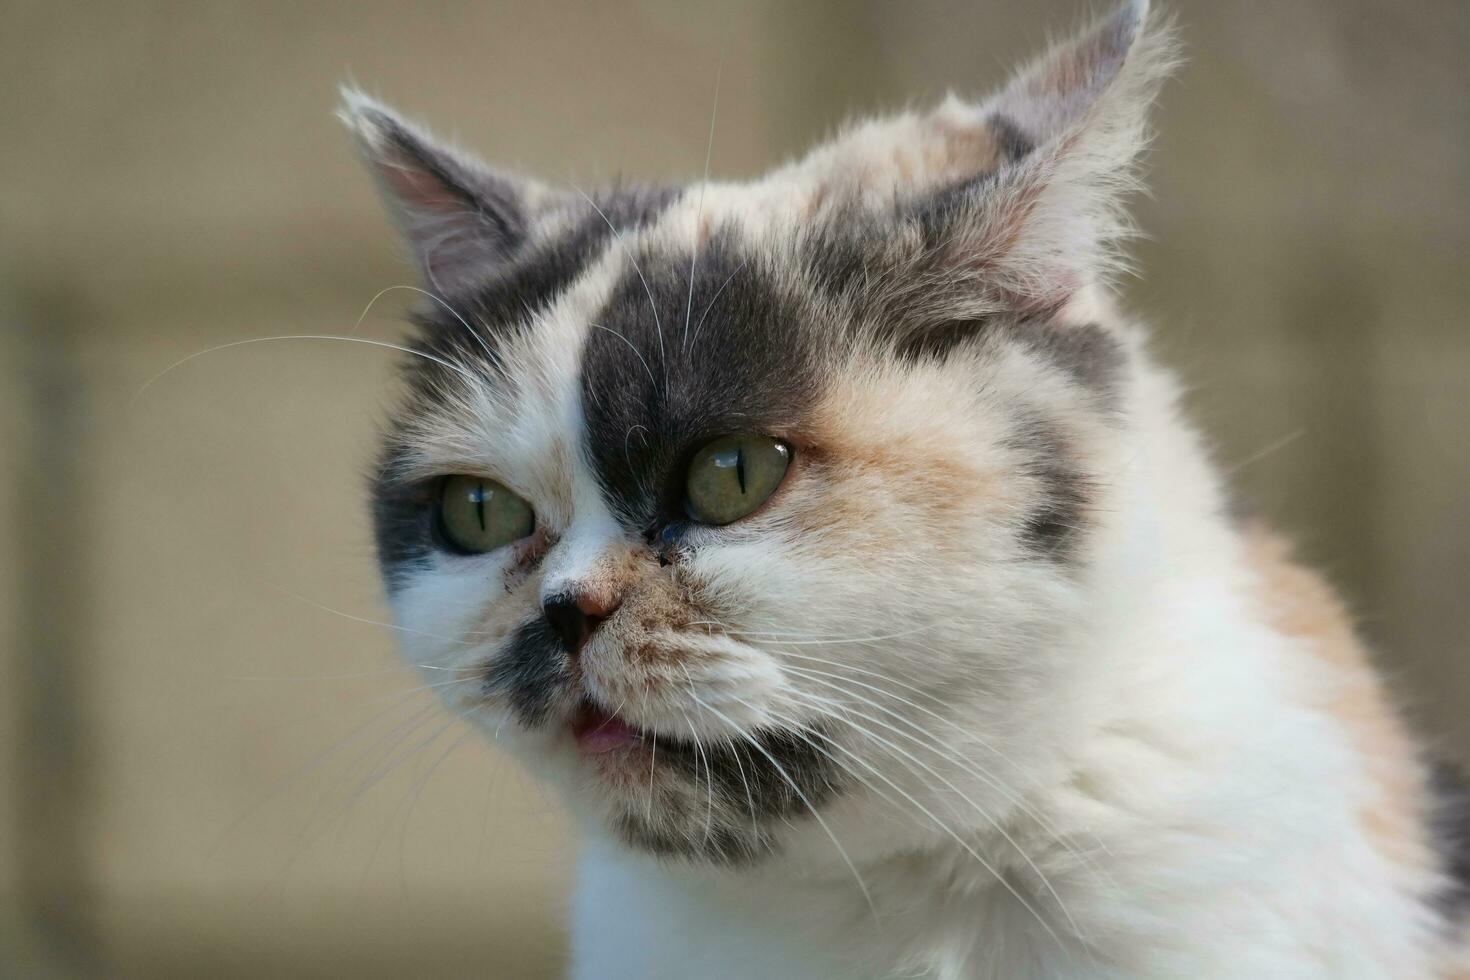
[[542, 593, 619, 656]]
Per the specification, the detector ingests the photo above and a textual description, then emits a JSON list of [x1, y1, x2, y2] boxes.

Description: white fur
[[556, 333, 1443, 980], [351, 2, 1464, 976]]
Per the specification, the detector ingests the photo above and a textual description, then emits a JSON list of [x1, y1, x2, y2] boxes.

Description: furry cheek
[[389, 555, 542, 712]]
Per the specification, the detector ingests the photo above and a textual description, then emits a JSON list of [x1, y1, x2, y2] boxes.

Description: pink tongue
[[574, 709, 640, 753]]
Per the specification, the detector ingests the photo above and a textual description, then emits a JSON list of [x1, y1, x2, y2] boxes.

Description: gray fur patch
[[988, 112, 1036, 162], [579, 229, 827, 535], [484, 618, 574, 727], [1430, 759, 1470, 923], [1007, 413, 1093, 561], [993, 320, 1126, 406], [612, 724, 842, 865]]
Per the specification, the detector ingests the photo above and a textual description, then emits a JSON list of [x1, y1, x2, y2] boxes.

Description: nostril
[[543, 598, 589, 655], [543, 594, 618, 656]]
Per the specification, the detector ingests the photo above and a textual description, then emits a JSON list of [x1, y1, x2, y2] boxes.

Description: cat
[[340, 2, 1470, 976]]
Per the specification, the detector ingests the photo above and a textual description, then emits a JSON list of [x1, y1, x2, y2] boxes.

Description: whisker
[[351, 283, 502, 374], [686, 692, 879, 921], [222, 666, 457, 681], [591, 323, 658, 389], [777, 657, 1111, 868], [206, 693, 441, 866], [623, 423, 650, 472], [268, 704, 451, 888], [688, 258, 749, 353], [674, 674, 718, 846], [749, 690, 1072, 958], [133, 334, 479, 404], [729, 728, 760, 838], [569, 183, 667, 389], [724, 622, 946, 646], [353, 722, 470, 901], [682, 58, 723, 353], [325, 673, 482, 719], [1223, 428, 1306, 477], [392, 727, 476, 888], [779, 683, 1091, 949], [647, 728, 658, 824], [273, 587, 486, 646], [728, 698, 918, 826]]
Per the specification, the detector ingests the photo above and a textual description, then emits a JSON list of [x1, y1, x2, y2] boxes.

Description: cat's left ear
[[339, 89, 554, 293], [915, 0, 1178, 316]]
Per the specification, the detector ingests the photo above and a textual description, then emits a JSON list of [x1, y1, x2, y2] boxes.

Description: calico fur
[[342, 2, 1470, 976]]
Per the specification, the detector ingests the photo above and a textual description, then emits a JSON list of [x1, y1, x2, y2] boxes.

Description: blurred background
[[2, 0, 1467, 976]]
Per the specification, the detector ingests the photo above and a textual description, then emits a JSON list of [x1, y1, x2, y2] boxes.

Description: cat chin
[[572, 724, 838, 863], [464, 699, 848, 867], [571, 745, 789, 867]]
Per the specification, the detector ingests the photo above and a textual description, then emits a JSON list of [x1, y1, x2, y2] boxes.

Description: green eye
[[685, 435, 792, 526], [436, 476, 535, 554]]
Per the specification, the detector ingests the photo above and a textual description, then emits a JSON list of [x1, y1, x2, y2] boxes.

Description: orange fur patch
[[794, 375, 1014, 556], [933, 115, 1002, 178], [1242, 524, 1435, 887]]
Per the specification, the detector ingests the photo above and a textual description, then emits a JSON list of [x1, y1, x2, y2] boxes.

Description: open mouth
[[568, 698, 716, 766], [570, 699, 646, 755]]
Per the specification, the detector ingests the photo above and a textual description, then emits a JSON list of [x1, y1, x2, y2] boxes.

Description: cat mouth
[[567, 698, 714, 768], [570, 699, 646, 755]]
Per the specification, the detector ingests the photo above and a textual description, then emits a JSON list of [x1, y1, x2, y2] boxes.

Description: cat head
[[347, 1, 1174, 866]]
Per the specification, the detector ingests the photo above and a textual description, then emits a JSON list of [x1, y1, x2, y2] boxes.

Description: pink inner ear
[[1037, 14, 1134, 100], [990, 2, 1145, 148], [380, 156, 468, 214]]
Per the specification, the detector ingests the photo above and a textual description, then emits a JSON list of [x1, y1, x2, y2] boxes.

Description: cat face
[[351, 0, 1171, 866]]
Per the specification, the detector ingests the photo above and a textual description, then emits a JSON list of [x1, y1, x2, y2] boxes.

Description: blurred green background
[[2, 1, 1467, 976]]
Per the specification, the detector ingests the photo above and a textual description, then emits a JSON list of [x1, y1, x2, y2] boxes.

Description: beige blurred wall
[[3, 1, 1467, 977]]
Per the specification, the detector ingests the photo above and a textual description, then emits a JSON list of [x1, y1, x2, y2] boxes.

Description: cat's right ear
[[338, 89, 544, 293]]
